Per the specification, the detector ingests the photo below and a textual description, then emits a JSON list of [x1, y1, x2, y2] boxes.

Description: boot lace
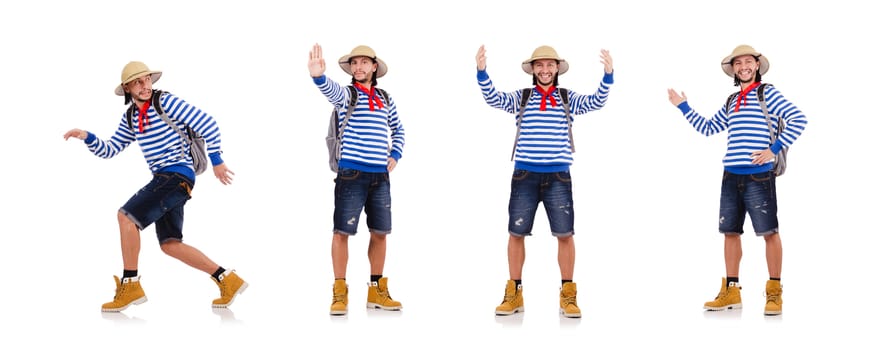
[[765, 290, 780, 303], [562, 295, 577, 306], [377, 287, 392, 302], [113, 284, 125, 301], [501, 291, 516, 304]]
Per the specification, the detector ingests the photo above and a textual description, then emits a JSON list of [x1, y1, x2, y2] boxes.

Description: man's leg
[[102, 211, 148, 312], [725, 234, 742, 278], [764, 233, 782, 278], [704, 171, 744, 311], [495, 234, 526, 316], [746, 171, 783, 315], [155, 176, 247, 308], [368, 232, 386, 276], [332, 232, 349, 279], [364, 172, 400, 310], [330, 231, 350, 315], [160, 240, 220, 274], [558, 235, 581, 318], [544, 171, 579, 317], [557, 236, 575, 280], [330, 168, 369, 315], [508, 235, 526, 280], [117, 211, 140, 271]]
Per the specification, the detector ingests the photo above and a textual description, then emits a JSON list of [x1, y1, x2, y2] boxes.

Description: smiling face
[[532, 59, 559, 88], [349, 56, 377, 86], [731, 54, 760, 85]]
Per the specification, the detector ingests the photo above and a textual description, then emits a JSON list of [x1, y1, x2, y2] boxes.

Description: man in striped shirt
[[63, 61, 247, 312], [309, 44, 406, 316], [667, 45, 808, 316], [477, 45, 614, 318]]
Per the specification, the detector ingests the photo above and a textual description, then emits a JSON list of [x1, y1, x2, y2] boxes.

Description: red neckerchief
[[137, 98, 152, 133], [535, 85, 557, 111], [352, 84, 384, 111], [734, 82, 761, 112]]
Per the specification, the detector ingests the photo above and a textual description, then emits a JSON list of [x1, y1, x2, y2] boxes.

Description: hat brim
[[115, 71, 162, 96], [522, 58, 569, 75], [721, 54, 769, 77], [338, 55, 387, 79]]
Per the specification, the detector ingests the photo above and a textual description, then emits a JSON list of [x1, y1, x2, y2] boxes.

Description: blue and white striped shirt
[[84, 91, 224, 181], [478, 69, 613, 172], [678, 84, 807, 174], [313, 75, 406, 173]]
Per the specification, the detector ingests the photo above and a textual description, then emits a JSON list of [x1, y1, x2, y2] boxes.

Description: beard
[[132, 92, 151, 104], [535, 74, 554, 86]]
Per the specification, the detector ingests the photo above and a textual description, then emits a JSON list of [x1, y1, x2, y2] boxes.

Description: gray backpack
[[326, 85, 389, 172], [725, 83, 787, 176], [127, 89, 209, 175], [512, 87, 573, 160]]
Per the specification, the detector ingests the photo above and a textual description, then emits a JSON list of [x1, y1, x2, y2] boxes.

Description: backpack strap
[[511, 88, 533, 161], [338, 85, 359, 142], [757, 83, 782, 146], [126, 104, 136, 131], [150, 90, 193, 159], [152, 89, 166, 116], [724, 91, 740, 112], [559, 87, 575, 153], [375, 87, 390, 106]]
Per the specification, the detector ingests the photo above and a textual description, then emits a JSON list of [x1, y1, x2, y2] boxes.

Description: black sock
[[770, 277, 781, 281], [123, 270, 138, 279], [513, 279, 522, 287], [726, 276, 739, 285], [212, 267, 226, 281], [562, 279, 572, 285], [370, 275, 382, 283]]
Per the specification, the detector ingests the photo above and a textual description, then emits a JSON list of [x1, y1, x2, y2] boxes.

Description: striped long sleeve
[[477, 69, 613, 172], [84, 92, 223, 180], [314, 75, 406, 173], [678, 84, 807, 174]]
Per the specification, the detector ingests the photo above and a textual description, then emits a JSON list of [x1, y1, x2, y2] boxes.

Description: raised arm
[[666, 88, 728, 136]]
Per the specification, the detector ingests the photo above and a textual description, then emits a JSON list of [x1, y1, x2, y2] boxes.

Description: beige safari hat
[[338, 45, 387, 78], [522, 45, 569, 75], [115, 61, 162, 96], [721, 44, 769, 77]]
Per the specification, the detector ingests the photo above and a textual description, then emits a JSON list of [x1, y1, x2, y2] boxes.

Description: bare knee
[[160, 240, 182, 256], [557, 236, 573, 244], [332, 232, 350, 242], [369, 232, 387, 242], [117, 210, 134, 227]]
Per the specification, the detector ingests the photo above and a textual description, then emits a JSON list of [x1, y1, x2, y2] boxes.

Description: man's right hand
[[63, 128, 87, 141], [308, 43, 326, 78], [667, 88, 687, 107], [476, 45, 486, 71]]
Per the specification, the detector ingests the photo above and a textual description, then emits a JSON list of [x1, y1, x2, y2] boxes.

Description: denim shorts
[[508, 169, 574, 237], [719, 170, 779, 236], [333, 168, 392, 235], [119, 172, 193, 244]]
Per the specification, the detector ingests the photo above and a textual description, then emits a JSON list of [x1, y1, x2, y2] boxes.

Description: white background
[[1, 0, 883, 348]]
